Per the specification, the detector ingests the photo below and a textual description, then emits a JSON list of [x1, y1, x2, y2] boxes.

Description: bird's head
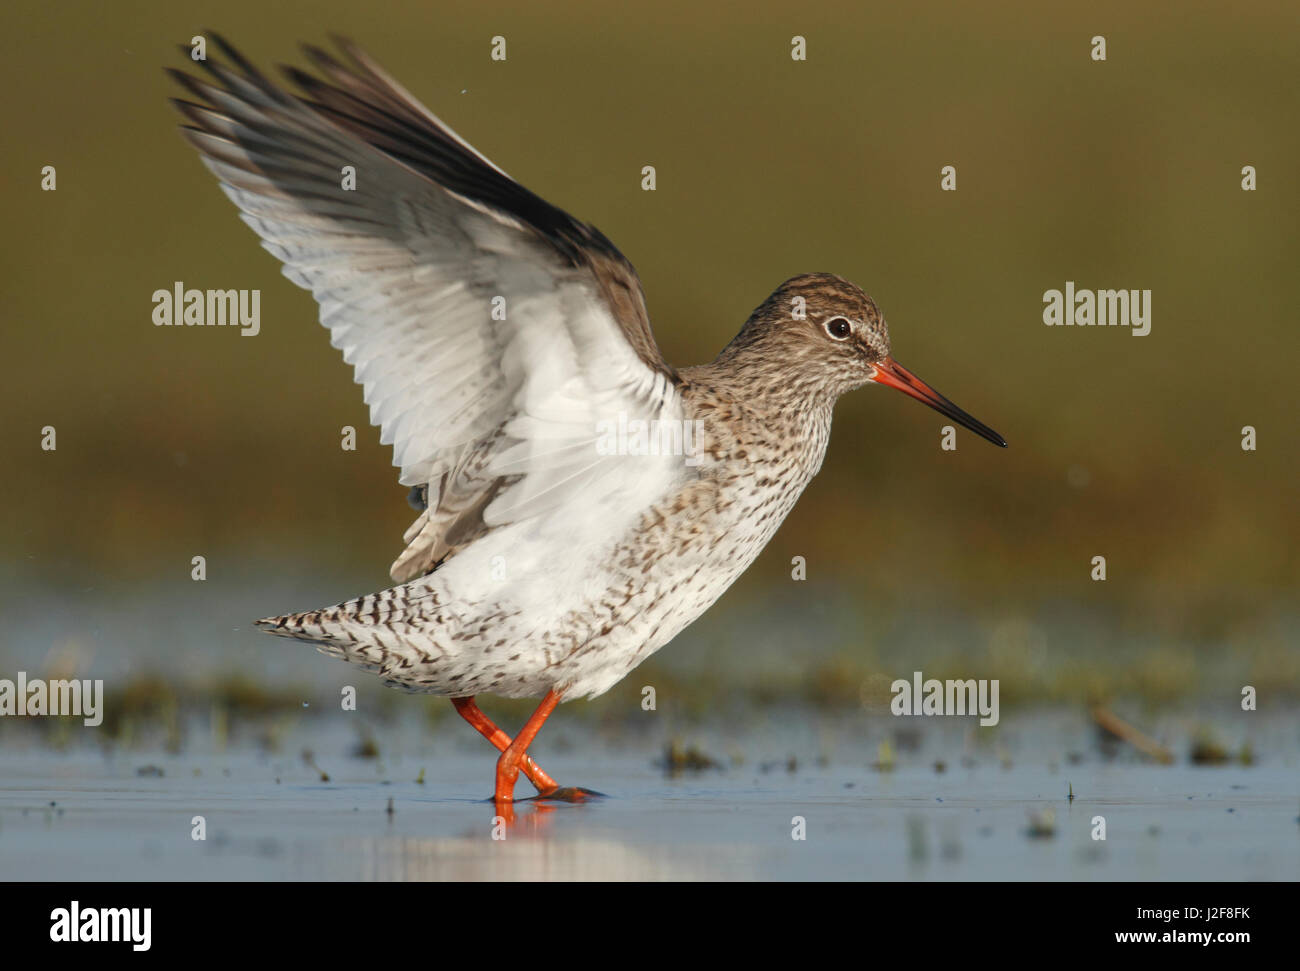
[[726, 273, 1006, 447]]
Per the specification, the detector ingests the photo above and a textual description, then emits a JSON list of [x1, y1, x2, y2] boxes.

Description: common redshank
[[169, 36, 1006, 806]]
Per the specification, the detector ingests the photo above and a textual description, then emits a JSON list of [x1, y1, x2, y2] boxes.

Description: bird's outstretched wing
[[169, 35, 684, 581]]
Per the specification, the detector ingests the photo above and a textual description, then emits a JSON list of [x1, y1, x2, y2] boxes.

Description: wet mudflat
[[0, 709, 1294, 881]]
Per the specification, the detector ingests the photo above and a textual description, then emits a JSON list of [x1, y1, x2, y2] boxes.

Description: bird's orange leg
[[494, 689, 561, 803], [451, 696, 558, 795]]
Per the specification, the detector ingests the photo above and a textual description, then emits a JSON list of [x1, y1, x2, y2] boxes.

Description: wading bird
[[169, 35, 1005, 808]]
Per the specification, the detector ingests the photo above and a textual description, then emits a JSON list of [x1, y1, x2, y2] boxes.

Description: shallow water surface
[[0, 710, 1294, 881]]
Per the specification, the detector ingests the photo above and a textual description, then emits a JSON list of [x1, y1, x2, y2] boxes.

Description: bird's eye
[[824, 317, 852, 340]]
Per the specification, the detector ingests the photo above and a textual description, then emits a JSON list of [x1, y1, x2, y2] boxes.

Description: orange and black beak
[[870, 357, 1007, 447]]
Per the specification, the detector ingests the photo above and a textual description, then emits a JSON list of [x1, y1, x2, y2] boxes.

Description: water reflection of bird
[[169, 35, 1005, 806]]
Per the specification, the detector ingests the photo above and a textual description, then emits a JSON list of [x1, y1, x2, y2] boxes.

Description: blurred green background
[[2, 0, 1296, 710]]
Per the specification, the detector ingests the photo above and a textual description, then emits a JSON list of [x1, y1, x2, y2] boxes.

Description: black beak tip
[[969, 424, 1007, 448]]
